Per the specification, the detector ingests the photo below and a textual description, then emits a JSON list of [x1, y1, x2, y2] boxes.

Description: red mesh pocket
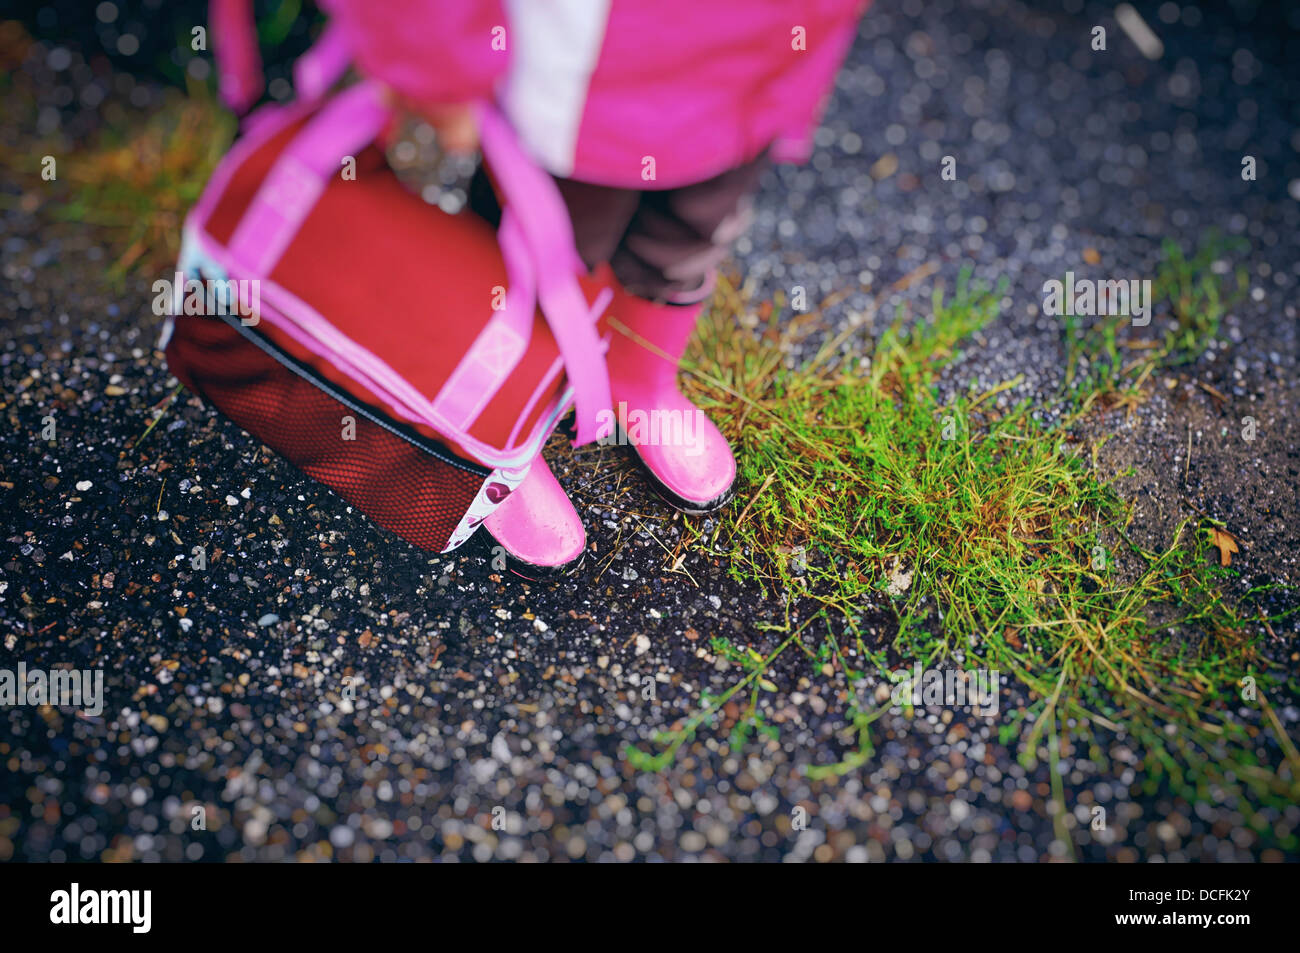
[[165, 314, 487, 552]]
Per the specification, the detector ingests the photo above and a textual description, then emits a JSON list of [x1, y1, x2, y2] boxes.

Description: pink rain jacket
[[327, 0, 869, 189]]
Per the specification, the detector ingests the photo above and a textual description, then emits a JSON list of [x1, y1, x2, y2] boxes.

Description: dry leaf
[[886, 558, 913, 596], [1210, 527, 1239, 566], [870, 152, 898, 180]]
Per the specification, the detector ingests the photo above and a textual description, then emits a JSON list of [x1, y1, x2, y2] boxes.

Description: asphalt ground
[[1, 0, 1298, 861]]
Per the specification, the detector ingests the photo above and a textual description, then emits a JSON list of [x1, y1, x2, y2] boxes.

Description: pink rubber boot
[[483, 456, 586, 573], [605, 289, 736, 512]]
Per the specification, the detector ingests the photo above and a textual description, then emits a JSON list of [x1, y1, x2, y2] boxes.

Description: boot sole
[[629, 447, 735, 515], [602, 420, 736, 515], [505, 551, 586, 580], [480, 528, 587, 579]]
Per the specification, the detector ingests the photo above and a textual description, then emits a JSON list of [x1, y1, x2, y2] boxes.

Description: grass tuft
[[0, 73, 234, 282], [52, 85, 235, 280], [628, 243, 1297, 838]]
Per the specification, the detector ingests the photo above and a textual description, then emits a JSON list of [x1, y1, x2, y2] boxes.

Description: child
[[324, 0, 868, 569]]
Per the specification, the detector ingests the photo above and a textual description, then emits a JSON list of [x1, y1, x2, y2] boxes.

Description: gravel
[[1, 0, 1297, 861]]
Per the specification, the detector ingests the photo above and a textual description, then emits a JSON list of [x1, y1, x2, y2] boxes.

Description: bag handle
[[472, 104, 611, 445], [214, 75, 612, 446], [212, 0, 350, 113], [211, 0, 262, 115], [211, 0, 612, 444]]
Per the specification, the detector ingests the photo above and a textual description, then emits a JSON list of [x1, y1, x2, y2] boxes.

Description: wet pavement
[[2, 0, 1298, 861]]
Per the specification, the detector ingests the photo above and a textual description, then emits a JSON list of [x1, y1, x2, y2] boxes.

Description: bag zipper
[[215, 312, 490, 478]]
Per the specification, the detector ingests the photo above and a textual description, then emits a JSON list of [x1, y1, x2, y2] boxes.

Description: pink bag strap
[[213, 1, 350, 114], [293, 20, 352, 103], [227, 81, 390, 276], [209, 0, 611, 445], [211, 0, 263, 114], [472, 104, 611, 445], [220, 79, 612, 448]]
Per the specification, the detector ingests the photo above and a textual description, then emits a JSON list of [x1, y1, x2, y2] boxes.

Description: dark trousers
[[469, 152, 768, 305]]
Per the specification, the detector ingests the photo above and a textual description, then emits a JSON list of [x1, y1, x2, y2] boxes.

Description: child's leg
[[467, 153, 766, 299], [467, 165, 641, 273], [475, 153, 766, 560], [598, 153, 769, 511], [609, 152, 768, 304]]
